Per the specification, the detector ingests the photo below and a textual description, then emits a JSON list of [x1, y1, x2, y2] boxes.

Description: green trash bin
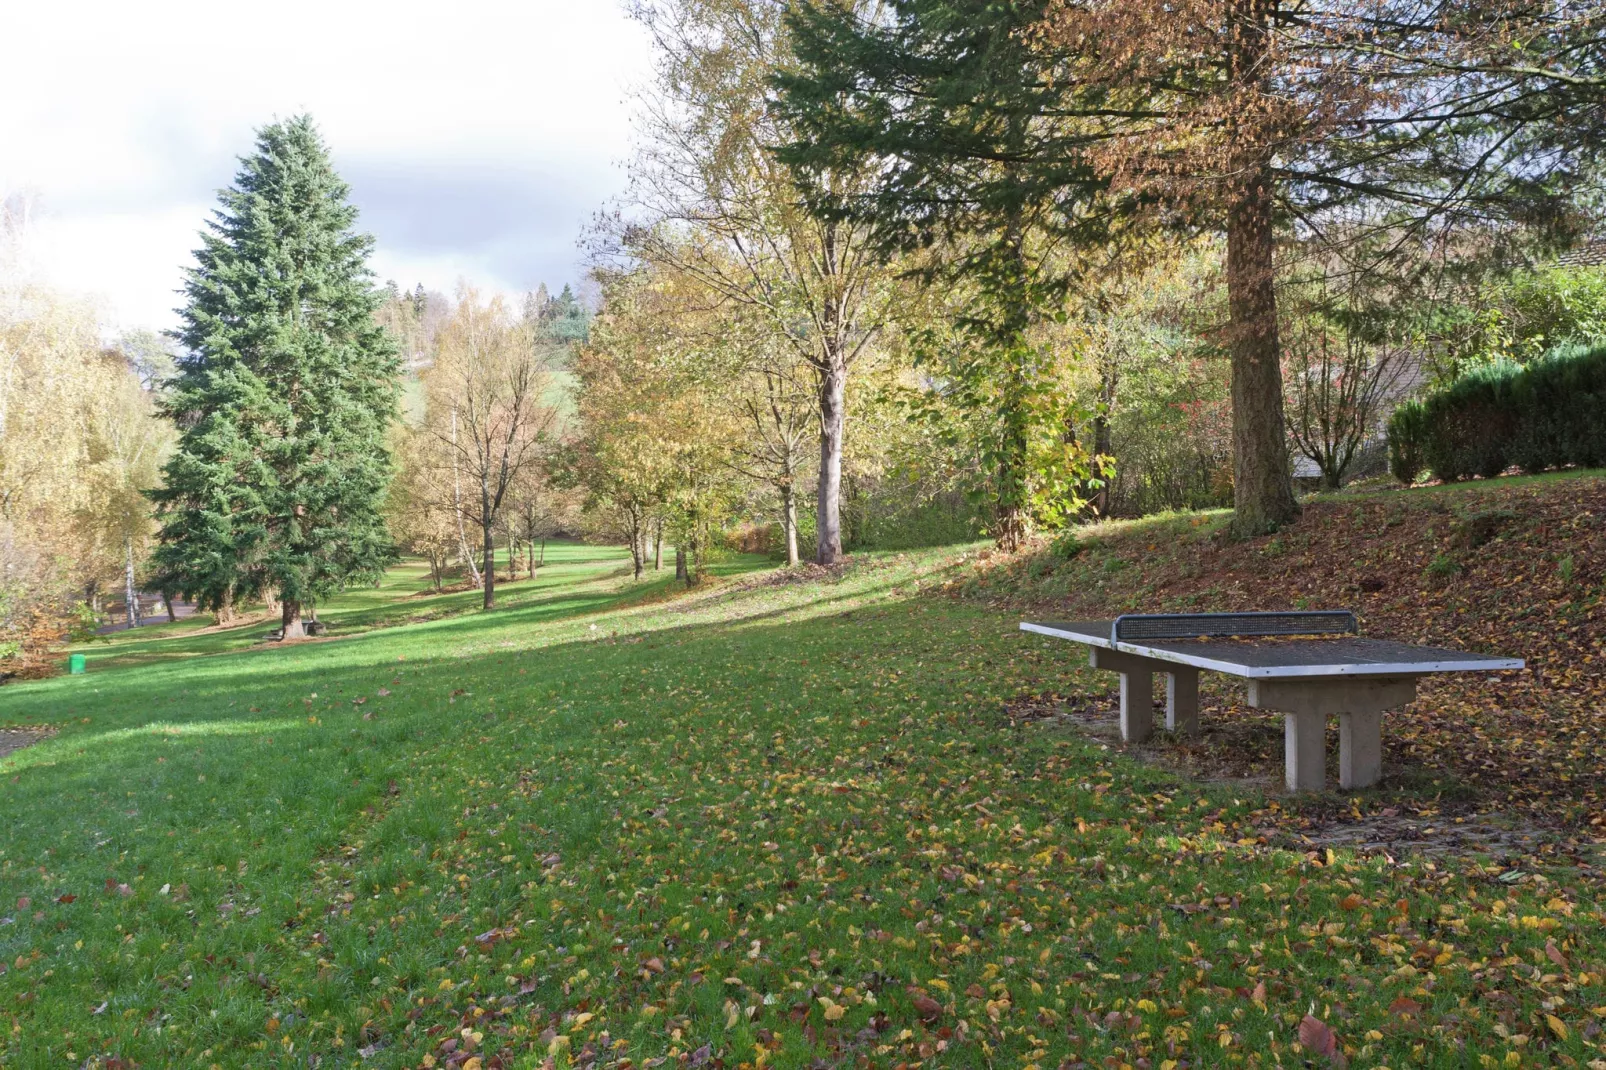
[[68, 654, 86, 675]]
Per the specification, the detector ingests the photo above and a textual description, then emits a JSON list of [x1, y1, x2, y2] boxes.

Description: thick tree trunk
[[995, 500, 1027, 553], [781, 480, 799, 567], [675, 545, 688, 583], [280, 599, 304, 640], [816, 361, 846, 565], [216, 586, 236, 627], [994, 389, 1031, 552], [1225, 162, 1298, 537]]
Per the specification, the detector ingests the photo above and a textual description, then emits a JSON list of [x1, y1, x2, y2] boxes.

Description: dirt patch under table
[[1004, 692, 1605, 877]]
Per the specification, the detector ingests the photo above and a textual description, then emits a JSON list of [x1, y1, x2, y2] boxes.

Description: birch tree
[[424, 291, 560, 609], [618, 0, 895, 564]]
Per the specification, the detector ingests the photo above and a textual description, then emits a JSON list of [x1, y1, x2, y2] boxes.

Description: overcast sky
[[0, 0, 654, 334]]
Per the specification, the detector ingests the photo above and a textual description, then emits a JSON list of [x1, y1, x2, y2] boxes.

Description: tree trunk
[[816, 360, 846, 565], [780, 480, 799, 566], [1225, 160, 1298, 537], [653, 523, 663, 571], [675, 545, 688, 582], [280, 598, 304, 640], [539, 539, 546, 568], [216, 586, 236, 627], [1091, 365, 1116, 517], [162, 590, 177, 623], [452, 406, 481, 585], [482, 517, 496, 611], [506, 529, 516, 583], [124, 536, 139, 628], [994, 427, 1029, 551]]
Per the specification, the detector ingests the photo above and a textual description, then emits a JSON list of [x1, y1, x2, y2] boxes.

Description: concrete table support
[[1166, 668, 1200, 735], [1248, 677, 1417, 791], [1089, 649, 1201, 743]]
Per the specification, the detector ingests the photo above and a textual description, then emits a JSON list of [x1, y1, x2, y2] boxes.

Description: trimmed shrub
[[1385, 343, 1606, 482], [1386, 400, 1429, 484]]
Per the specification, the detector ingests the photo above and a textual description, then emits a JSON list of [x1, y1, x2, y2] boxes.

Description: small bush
[[1423, 553, 1462, 583], [1049, 530, 1088, 559], [1386, 343, 1606, 483], [1386, 400, 1429, 484]]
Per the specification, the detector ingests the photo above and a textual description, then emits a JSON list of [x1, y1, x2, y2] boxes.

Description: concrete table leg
[[1250, 677, 1417, 793], [1088, 648, 1165, 744], [1284, 712, 1327, 792], [1166, 669, 1200, 735], [1120, 670, 1154, 743], [1339, 710, 1383, 789]]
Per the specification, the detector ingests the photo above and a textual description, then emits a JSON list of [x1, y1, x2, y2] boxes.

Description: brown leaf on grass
[[1388, 996, 1423, 1017], [1546, 940, 1568, 967], [911, 994, 944, 1022], [1299, 1014, 1337, 1056]]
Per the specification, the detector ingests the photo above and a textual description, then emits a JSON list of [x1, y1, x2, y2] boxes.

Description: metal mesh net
[[1113, 611, 1356, 642]]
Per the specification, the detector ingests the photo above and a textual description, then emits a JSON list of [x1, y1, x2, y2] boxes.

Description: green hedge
[[1386, 343, 1606, 482]]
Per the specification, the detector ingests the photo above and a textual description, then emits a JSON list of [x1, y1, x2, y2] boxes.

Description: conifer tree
[[151, 115, 400, 637], [778, 0, 1602, 536]]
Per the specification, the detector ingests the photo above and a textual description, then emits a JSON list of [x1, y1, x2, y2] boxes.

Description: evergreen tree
[[777, 0, 1602, 536], [151, 115, 401, 638]]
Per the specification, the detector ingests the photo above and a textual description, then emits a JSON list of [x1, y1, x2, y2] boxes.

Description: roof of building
[[1558, 238, 1606, 268]]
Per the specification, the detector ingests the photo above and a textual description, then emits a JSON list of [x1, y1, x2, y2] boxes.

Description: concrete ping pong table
[[1020, 611, 1523, 792]]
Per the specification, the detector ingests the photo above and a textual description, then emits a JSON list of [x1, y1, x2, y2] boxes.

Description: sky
[[0, 0, 655, 335]]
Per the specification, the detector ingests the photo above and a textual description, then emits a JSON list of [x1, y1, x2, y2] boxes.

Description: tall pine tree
[[151, 116, 400, 638]]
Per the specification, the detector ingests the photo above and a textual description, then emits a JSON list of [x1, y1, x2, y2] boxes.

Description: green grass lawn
[[3, 537, 1603, 1069]]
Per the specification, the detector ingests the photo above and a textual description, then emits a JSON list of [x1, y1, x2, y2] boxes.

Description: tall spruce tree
[[151, 115, 400, 638]]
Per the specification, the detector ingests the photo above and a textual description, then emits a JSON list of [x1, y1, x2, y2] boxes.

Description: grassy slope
[[0, 512, 1600, 1068]]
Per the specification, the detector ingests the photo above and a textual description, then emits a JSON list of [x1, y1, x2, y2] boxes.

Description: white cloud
[[0, 0, 653, 333]]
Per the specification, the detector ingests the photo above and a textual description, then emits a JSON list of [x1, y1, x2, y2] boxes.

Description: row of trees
[[566, 0, 1603, 556], [0, 199, 173, 670], [0, 118, 590, 668]]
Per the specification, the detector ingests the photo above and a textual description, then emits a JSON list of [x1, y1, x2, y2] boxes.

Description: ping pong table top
[[1020, 620, 1525, 680]]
